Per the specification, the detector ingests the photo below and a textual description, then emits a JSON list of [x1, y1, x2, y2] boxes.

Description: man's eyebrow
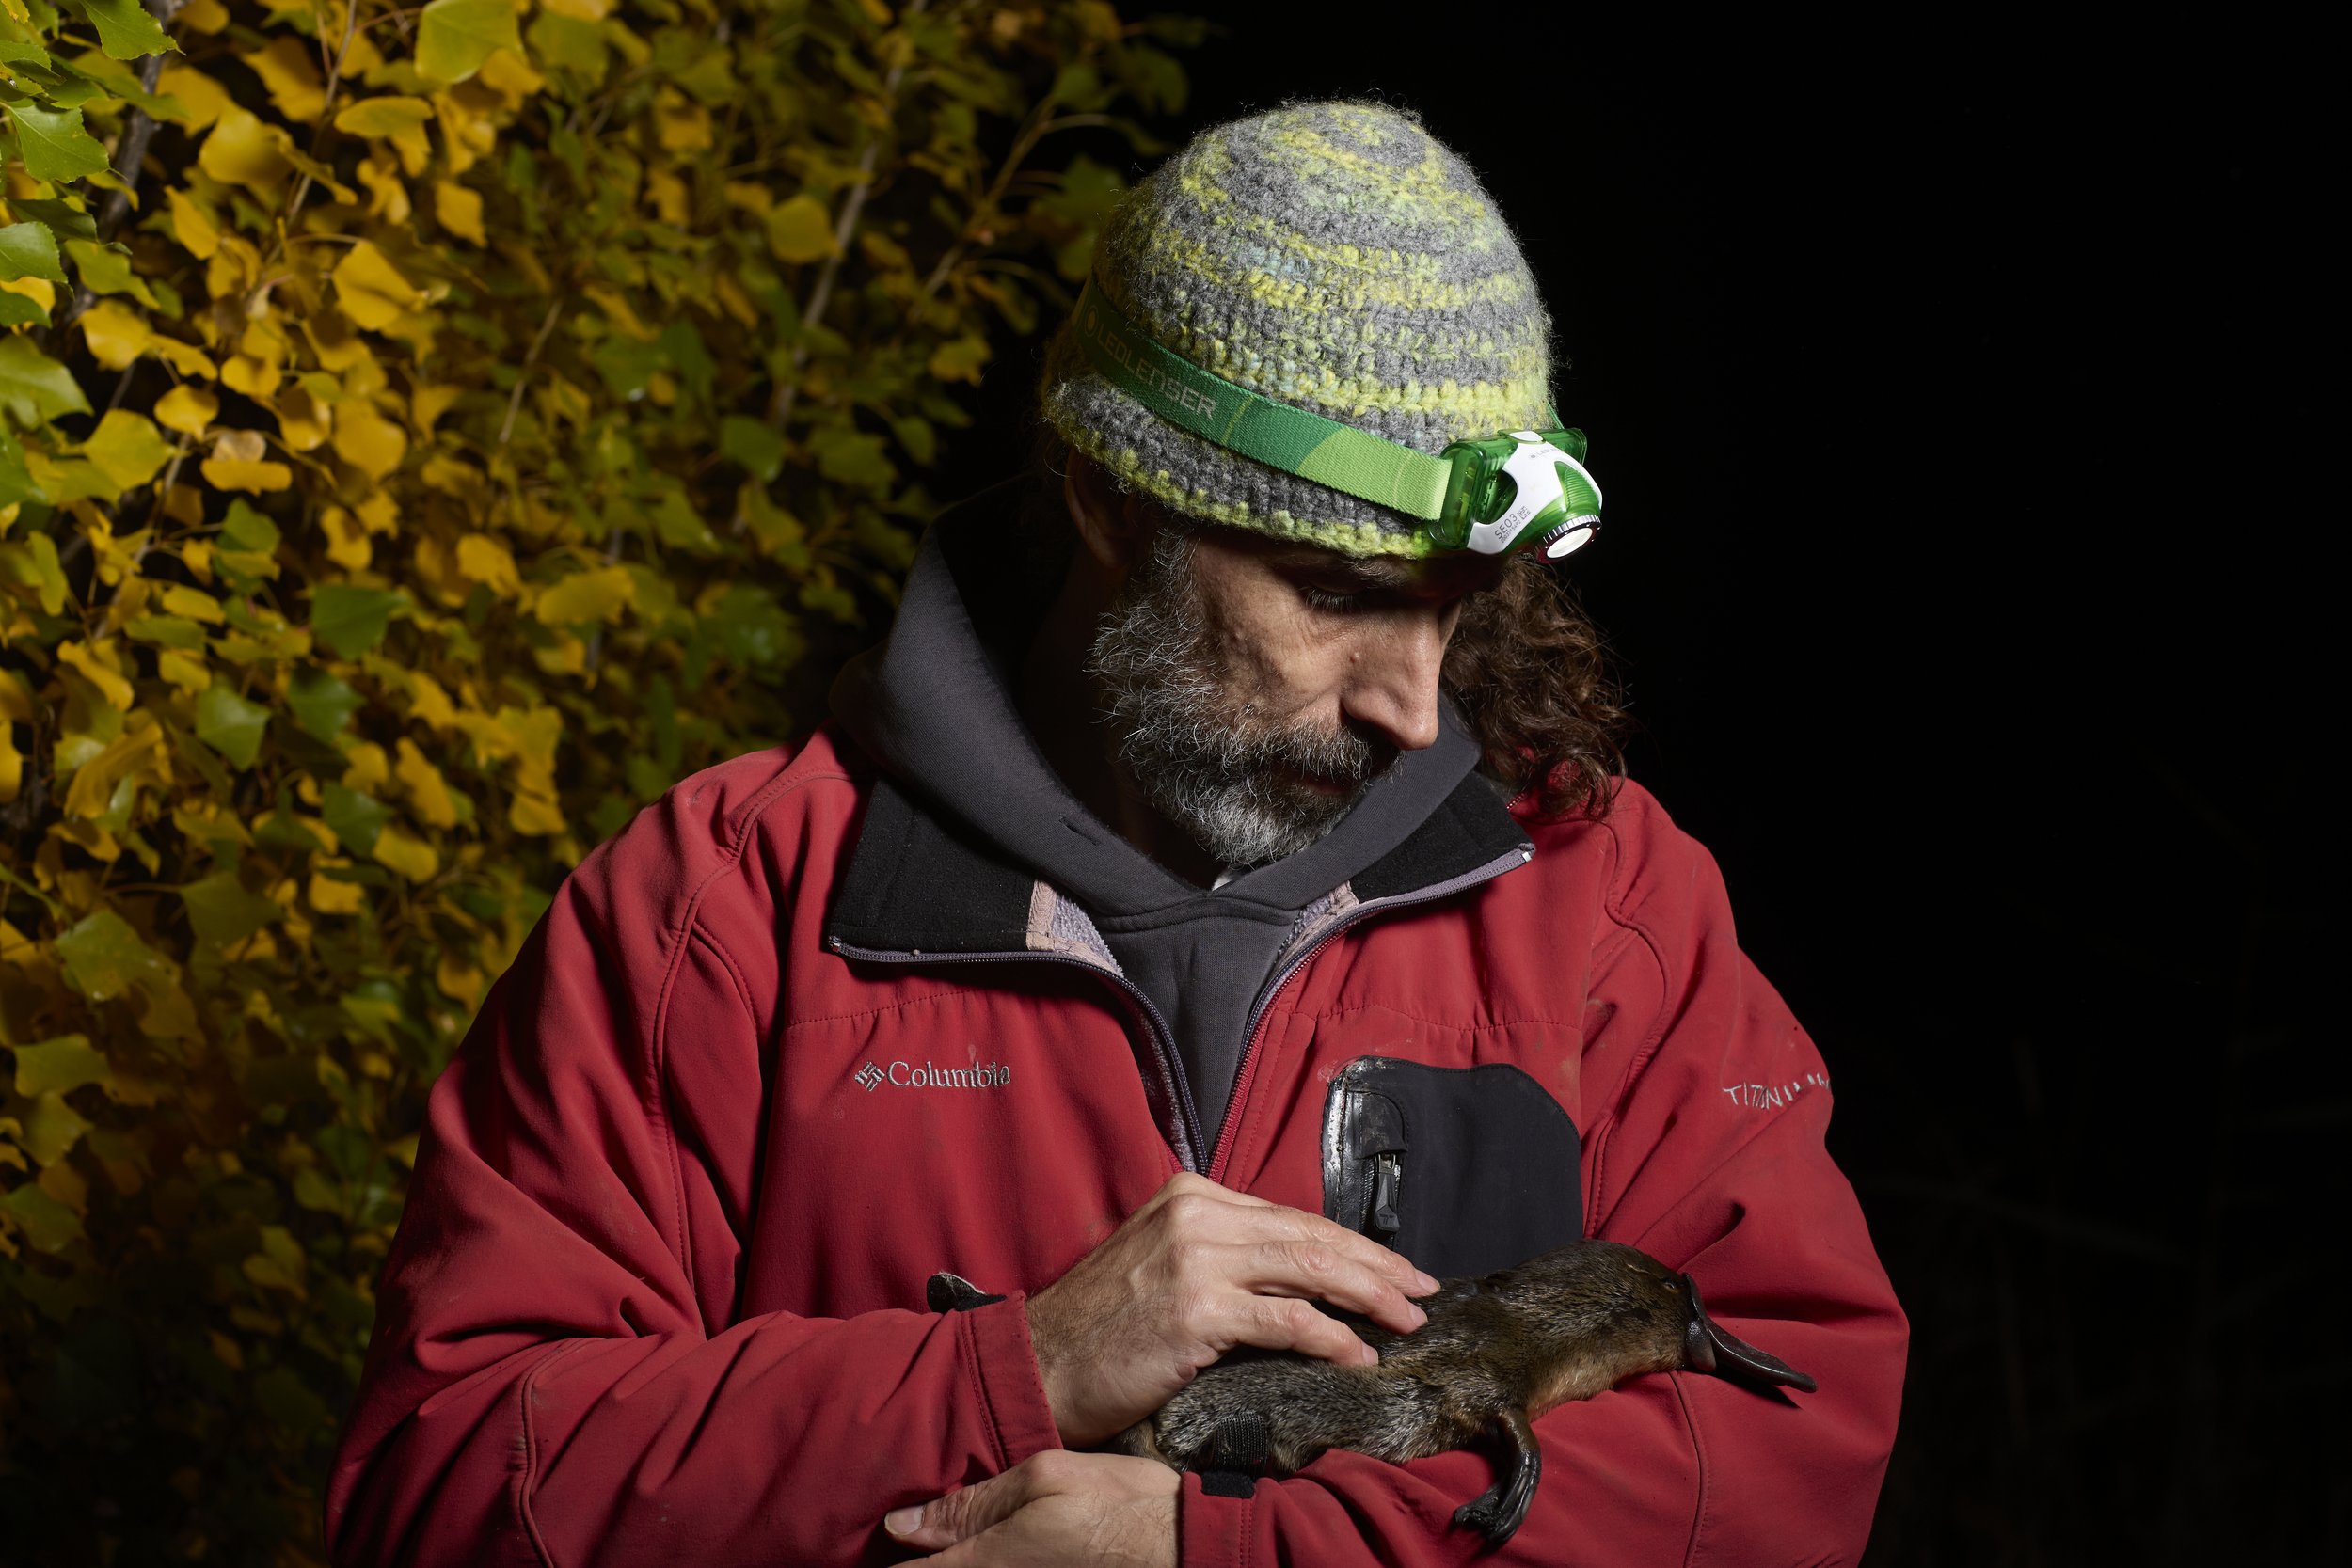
[[1279, 553, 1415, 588]]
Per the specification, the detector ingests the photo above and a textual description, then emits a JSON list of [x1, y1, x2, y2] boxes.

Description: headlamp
[[1072, 274, 1602, 559]]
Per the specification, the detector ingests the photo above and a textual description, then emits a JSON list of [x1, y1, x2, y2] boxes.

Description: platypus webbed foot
[[1451, 1407, 1541, 1547]]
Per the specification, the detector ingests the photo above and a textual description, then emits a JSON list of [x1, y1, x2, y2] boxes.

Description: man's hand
[[883, 1452, 1180, 1566], [1025, 1171, 1438, 1446]]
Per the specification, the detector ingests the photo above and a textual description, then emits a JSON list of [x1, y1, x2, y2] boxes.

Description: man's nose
[[1340, 614, 1450, 752]]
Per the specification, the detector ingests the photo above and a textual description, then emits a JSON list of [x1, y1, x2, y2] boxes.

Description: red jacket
[[327, 724, 1906, 1565]]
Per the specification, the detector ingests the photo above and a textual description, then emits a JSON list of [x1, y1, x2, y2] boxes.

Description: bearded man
[[329, 103, 1905, 1566]]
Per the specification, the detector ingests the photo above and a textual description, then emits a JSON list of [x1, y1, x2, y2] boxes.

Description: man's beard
[[1087, 527, 1398, 872]]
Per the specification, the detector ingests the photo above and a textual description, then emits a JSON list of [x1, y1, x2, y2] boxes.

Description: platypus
[[930, 1238, 1815, 1547]]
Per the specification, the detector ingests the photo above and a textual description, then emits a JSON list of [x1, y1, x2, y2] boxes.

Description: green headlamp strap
[[1072, 273, 1604, 558]]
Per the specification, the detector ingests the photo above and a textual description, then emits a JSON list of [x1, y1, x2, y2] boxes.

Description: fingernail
[[884, 1506, 924, 1537], [1408, 1304, 1428, 1329], [1414, 1271, 1441, 1294]]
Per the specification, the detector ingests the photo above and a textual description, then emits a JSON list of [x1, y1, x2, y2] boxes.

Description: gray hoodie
[[829, 489, 1480, 1147]]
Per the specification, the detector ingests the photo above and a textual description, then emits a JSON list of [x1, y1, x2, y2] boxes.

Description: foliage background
[[0, 1, 1191, 1559]]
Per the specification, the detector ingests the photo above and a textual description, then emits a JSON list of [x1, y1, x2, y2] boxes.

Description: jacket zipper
[[1204, 846, 1534, 1180], [824, 935, 1209, 1172]]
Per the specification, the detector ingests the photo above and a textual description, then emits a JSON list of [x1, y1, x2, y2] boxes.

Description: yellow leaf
[[581, 283, 655, 341], [1, 718, 19, 806], [154, 384, 218, 436], [394, 738, 459, 829], [654, 91, 711, 152], [160, 585, 224, 624], [62, 725, 166, 819], [308, 863, 365, 914], [200, 429, 293, 494], [156, 649, 209, 695], [178, 0, 229, 30], [532, 564, 635, 626], [765, 194, 838, 263], [330, 242, 425, 331], [435, 949, 485, 1003], [273, 386, 332, 451], [0, 667, 31, 721], [151, 338, 218, 381], [155, 66, 234, 131], [79, 299, 150, 370], [455, 533, 519, 595], [330, 401, 407, 480], [56, 641, 135, 710], [476, 48, 546, 110], [240, 37, 326, 123], [199, 111, 292, 192], [542, 0, 610, 18], [341, 741, 389, 791], [434, 181, 485, 245], [372, 825, 439, 882], [407, 671, 455, 730], [357, 155, 412, 224], [166, 190, 219, 261], [319, 506, 372, 571], [928, 335, 993, 385], [411, 383, 463, 431], [646, 169, 689, 226], [333, 96, 435, 137], [221, 354, 281, 400], [0, 276, 52, 314], [509, 787, 564, 836]]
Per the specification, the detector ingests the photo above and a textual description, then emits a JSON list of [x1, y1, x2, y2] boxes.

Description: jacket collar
[[822, 763, 1535, 971]]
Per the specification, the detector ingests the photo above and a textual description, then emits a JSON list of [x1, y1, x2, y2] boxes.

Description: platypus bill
[[939, 1239, 1817, 1548]]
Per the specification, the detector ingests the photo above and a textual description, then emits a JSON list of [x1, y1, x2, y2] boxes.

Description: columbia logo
[[854, 1062, 886, 1091], [852, 1059, 1014, 1091]]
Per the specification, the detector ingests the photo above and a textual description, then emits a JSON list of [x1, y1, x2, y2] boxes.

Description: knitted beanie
[[1039, 99, 1557, 559]]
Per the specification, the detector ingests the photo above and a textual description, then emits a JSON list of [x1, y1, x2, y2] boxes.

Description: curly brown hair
[[1012, 439, 1628, 822], [1440, 553, 1628, 820]]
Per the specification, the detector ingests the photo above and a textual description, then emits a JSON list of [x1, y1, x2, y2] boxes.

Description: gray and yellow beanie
[[1040, 99, 1558, 560]]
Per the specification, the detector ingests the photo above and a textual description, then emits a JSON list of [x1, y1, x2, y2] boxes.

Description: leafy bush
[[0, 0, 1190, 1558]]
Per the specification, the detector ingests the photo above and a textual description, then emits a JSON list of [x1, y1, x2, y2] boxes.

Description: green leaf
[[321, 784, 390, 857], [6, 103, 113, 182], [195, 683, 269, 768], [123, 614, 206, 649], [54, 910, 168, 1003], [80, 410, 174, 492], [0, 1180, 83, 1254], [285, 667, 363, 741], [0, 431, 50, 509], [310, 585, 404, 658], [719, 415, 787, 483], [416, 0, 523, 86], [64, 238, 156, 304], [0, 221, 66, 285], [6, 198, 98, 242], [219, 499, 281, 557], [0, 292, 51, 329], [73, 0, 179, 62], [0, 336, 93, 425], [0, 534, 66, 608], [179, 871, 282, 949], [8, 1035, 109, 1098]]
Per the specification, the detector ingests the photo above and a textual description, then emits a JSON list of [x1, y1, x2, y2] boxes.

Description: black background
[[944, 5, 2337, 1560]]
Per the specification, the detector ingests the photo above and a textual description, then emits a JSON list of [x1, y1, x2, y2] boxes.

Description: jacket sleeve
[[1179, 789, 1908, 1567], [325, 773, 1062, 1568]]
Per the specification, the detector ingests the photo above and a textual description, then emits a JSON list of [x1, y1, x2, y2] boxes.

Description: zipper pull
[[1370, 1151, 1403, 1238]]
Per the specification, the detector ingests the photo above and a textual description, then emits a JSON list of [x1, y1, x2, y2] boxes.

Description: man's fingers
[[1152, 1180, 1440, 1297], [1216, 1291, 1382, 1366], [1227, 1239, 1431, 1334], [884, 1467, 1036, 1550]]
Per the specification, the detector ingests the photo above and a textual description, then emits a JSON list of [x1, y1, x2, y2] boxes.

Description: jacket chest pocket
[[1319, 1056, 1582, 1279]]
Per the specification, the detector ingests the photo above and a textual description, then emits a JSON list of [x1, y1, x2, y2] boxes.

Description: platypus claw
[[1454, 1488, 1530, 1548]]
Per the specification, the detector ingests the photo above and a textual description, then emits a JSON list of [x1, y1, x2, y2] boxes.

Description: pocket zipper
[[1369, 1150, 1404, 1239]]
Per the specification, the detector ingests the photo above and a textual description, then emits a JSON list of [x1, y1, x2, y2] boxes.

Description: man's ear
[[1063, 451, 1154, 573]]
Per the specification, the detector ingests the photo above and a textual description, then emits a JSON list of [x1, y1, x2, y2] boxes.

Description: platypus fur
[[1105, 1238, 1818, 1546]]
